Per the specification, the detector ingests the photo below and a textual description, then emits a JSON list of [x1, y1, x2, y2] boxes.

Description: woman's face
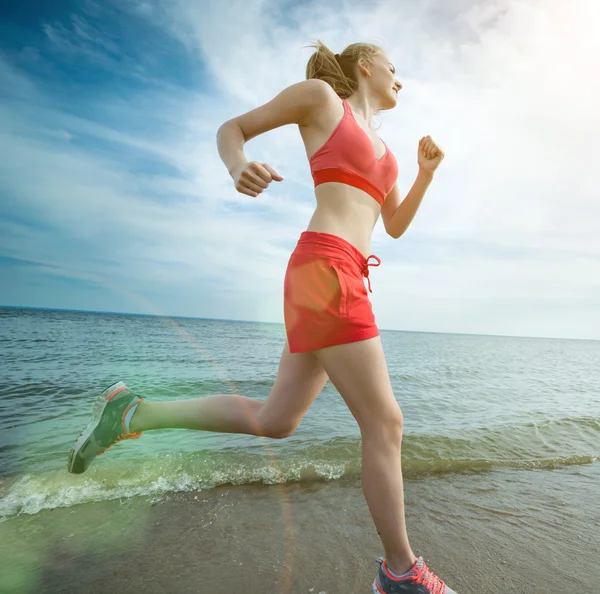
[[361, 52, 402, 109]]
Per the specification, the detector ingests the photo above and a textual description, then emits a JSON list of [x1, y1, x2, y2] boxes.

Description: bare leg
[[313, 336, 417, 576], [130, 395, 263, 434], [130, 342, 329, 438]]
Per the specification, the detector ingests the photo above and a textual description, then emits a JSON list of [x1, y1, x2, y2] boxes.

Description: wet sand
[[1, 464, 599, 593]]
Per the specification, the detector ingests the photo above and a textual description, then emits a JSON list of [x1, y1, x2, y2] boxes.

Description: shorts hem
[[288, 327, 380, 354]]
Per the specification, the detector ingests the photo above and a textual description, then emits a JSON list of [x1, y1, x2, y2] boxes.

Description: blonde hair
[[304, 39, 384, 99]]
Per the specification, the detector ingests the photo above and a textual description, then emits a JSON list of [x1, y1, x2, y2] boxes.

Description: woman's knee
[[361, 405, 404, 445], [256, 408, 297, 439]]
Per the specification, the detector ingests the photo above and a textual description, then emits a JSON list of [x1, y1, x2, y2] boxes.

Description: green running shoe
[[67, 381, 144, 474]]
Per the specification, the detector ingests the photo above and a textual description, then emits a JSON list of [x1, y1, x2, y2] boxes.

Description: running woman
[[68, 40, 454, 594]]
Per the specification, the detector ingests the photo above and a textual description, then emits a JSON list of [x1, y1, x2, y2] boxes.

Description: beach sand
[[2, 464, 599, 594]]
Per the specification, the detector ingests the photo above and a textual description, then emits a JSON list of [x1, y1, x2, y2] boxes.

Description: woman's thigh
[[312, 336, 402, 431], [258, 341, 329, 436]]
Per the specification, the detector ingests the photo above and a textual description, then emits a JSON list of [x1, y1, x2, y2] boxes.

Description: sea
[[1, 306, 599, 519]]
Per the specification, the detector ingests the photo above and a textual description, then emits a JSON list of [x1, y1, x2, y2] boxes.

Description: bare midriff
[[306, 184, 381, 259]]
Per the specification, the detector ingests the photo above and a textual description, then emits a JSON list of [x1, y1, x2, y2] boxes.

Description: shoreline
[[2, 465, 599, 593]]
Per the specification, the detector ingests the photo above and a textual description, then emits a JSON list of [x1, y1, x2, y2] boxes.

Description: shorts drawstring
[[362, 255, 381, 293]]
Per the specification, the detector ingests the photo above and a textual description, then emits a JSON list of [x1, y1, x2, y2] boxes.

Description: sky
[[0, 0, 599, 340]]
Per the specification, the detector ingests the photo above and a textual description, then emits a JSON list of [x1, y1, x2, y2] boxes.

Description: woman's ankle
[[386, 553, 418, 577], [127, 401, 145, 433]]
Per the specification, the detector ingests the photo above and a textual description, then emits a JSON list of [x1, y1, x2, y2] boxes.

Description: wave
[[1, 416, 598, 520]]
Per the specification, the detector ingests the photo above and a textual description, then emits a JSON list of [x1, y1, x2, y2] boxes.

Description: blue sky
[[1, 0, 599, 339]]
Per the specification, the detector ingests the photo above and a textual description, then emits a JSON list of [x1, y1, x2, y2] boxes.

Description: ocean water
[[1, 306, 600, 521]]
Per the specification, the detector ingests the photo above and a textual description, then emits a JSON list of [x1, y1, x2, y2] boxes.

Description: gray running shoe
[[373, 556, 457, 594], [67, 381, 144, 474]]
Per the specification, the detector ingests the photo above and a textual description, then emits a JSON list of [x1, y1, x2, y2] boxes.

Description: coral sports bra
[[309, 97, 398, 205]]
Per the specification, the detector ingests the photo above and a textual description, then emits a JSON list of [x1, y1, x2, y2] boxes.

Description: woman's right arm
[[216, 78, 333, 192]]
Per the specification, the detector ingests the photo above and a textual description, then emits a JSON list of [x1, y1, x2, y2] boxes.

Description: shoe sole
[[67, 381, 127, 474], [373, 577, 455, 594]]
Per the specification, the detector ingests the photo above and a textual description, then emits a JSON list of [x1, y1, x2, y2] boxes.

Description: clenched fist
[[230, 161, 283, 197], [418, 136, 445, 173]]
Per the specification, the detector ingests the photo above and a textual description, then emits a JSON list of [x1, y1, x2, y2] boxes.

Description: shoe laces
[[413, 559, 446, 594]]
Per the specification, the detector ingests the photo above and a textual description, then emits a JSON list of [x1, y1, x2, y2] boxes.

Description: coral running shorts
[[284, 231, 381, 353]]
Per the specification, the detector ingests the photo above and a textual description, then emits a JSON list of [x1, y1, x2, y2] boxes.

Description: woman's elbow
[[386, 226, 404, 240]]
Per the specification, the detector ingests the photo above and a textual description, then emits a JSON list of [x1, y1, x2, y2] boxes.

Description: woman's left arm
[[381, 136, 445, 239]]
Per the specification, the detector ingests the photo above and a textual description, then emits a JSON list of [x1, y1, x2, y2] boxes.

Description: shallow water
[[1, 307, 599, 521]]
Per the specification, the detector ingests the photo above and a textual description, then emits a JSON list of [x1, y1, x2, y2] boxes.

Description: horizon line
[[1, 304, 597, 343]]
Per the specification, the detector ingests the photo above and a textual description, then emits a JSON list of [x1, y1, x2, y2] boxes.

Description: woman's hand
[[417, 136, 445, 174], [230, 161, 283, 197]]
